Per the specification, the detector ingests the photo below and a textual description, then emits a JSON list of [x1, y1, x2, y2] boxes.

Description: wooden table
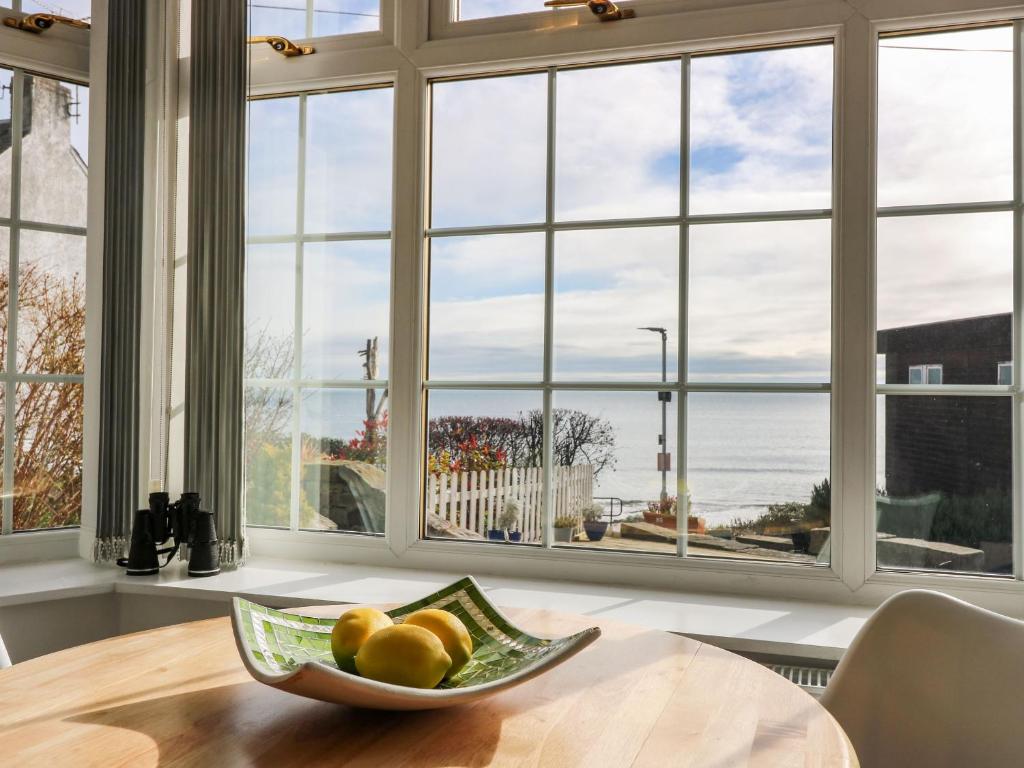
[[0, 606, 857, 767]]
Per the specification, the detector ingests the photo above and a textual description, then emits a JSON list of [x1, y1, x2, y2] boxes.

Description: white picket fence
[[426, 465, 593, 542]]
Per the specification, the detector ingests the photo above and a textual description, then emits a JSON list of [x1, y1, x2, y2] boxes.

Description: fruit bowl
[[230, 576, 601, 710]]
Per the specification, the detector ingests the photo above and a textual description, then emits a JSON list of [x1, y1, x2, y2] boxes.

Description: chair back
[[821, 589, 1024, 768]]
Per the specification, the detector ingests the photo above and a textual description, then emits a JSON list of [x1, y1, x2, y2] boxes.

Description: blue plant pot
[[508, 531, 522, 542], [584, 521, 609, 542], [487, 529, 506, 541]]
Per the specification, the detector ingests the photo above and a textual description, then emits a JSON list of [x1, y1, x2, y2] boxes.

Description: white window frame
[[214, 0, 1024, 618], [908, 364, 943, 385], [0, 2, 94, 562], [999, 361, 1013, 385]]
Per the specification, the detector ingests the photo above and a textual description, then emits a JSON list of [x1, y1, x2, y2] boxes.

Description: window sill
[[0, 528, 81, 564], [0, 556, 871, 661]]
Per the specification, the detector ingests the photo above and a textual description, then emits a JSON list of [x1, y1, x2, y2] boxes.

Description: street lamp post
[[639, 327, 669, 503]]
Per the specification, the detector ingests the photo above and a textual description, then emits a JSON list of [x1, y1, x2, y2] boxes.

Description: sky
[[245, 24, 1016, 510]]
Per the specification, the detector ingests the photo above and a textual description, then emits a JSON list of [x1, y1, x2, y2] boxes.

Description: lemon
[[331, 607, 393, 673], [403, 609, 474, 679], [355, 624, 452, 689]]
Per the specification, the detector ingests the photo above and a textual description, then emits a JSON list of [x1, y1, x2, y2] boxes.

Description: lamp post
[[639, 327, 669, 503]]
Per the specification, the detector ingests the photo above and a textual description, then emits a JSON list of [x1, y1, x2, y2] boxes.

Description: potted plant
[[495, 501, 519, 542], [582, 502, 609, 542], [553, 514, 576, 543]]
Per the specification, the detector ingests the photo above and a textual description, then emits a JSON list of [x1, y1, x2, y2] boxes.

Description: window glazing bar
[[245, 377, 389, 389], [877, 384, 1015, 397], [425, 208, 834, 238], [678, 53, 690, 558], [247, 230, 392, 245], [288, 93, 309, 533], [877, 200, 1015, 218], [541, 66, 557, 550]]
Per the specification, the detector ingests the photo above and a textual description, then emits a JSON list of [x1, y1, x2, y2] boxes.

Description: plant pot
[[583, 521, 609, 542], [554, 526, 574, 543], [487, 529, 506, 541], [790, 531, 811, 553], [508, 530, 522, 542]]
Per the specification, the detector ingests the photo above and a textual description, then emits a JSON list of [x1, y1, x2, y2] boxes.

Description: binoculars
[[117, 492, 221, 578]]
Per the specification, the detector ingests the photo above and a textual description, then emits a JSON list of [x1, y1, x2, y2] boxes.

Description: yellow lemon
[[355, 624, 452, 689], [331, 607, 393, 673], [403, 609, 474, 679]]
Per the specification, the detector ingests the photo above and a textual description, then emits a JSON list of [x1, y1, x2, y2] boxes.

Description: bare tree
[[0, 262, 86, 530]]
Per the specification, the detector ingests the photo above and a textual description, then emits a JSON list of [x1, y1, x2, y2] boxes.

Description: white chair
[[821, 589, 1024, 768], [0, 631, 10, 669]]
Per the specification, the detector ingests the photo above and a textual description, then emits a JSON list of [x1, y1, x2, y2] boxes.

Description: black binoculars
[[117, 492, 221, 578]]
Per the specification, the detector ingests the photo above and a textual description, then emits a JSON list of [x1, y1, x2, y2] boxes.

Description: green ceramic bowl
[[231, 575, 601, 710]]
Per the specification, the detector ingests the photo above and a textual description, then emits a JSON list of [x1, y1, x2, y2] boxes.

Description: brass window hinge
[[247, 36, 314, 57], [3, 13, 90, 33], [543, 1, 635, 21]]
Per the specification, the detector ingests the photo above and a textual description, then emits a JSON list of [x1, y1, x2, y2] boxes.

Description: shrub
[[553, 514, 577, 528]]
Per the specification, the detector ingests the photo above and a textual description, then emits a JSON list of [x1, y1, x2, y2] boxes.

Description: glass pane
[[313, 0, 379, 36], [13, 382, 82, 531], [556, 60, 680, 221], [245, 244, 295, 380], [876, 395, 1011, 575], [305, 87, 393, 234], [554, 227, 677, 381], [908, 367, 924, 385], [300, 387, 386, 533], [876, 213, 1011, 385], [878, 27, 1013, 207], [249, 0, 306, 39], [431, 74, 548, 229], [687, 393, 831, 563], [425, 390, 543, 545], [17, 229, 85, 374], [428, 233, 545, 381], [690, 44, 833, 215], [24, 0, 91, 18], [552, 390, 677, 556], [459, 0, 547, 19], [244, 386, 292, 527], [0, 68, 13, 219], [20, 76, 89, 228], [249, 0, 379, 37], [301, 240, 390, 380], [247, 96, 299, 237], [689, 220, 831, 383]]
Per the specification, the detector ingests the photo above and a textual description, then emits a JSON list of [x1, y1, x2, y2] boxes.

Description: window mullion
[[1012, 19, 1023, 581], [2, 69, 24, 536]]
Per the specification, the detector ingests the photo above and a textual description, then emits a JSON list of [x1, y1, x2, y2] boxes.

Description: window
[[908, 365, 943, 385], [0, 69, 89, 534], [424, 44, 834, 564], [876, 26, 1013, 575], [244, 85, 393, 535], [998, 362, 1012, 386], [248, 0, 380, 38]]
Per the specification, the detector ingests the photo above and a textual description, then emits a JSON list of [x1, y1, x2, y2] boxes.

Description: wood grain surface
[[0, 605, 857, 767]]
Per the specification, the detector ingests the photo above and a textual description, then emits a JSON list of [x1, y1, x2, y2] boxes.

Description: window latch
[[543, 1, 636, 21], [3, 13, 90, 34], [247, 36, 315, 58]]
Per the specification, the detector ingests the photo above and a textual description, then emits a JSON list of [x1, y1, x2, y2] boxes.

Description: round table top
[[0, 605, 857, 767]]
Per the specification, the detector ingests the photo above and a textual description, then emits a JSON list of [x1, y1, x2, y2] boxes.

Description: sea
[[424, 389, 875, 528]]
